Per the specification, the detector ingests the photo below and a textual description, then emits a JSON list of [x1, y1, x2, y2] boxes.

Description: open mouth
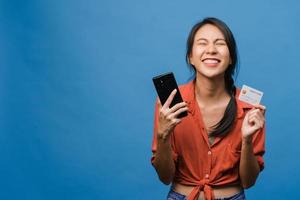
[[202, 58, 221, 64]]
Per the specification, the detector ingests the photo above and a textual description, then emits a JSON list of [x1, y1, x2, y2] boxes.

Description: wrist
[[157, 132, 170, 143], [242, 135, 253, 145]]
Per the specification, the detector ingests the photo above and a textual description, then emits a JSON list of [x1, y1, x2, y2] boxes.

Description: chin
[[196, 69, 225, 80]]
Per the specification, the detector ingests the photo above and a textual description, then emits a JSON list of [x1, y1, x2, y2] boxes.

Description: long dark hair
[[186, 17, 239, 137]]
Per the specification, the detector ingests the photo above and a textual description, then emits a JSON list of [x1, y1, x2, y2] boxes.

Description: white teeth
[[203, 59, 219, 64]]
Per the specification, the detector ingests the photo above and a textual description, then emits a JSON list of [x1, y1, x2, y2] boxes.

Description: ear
[[189, 55, 194, 65]]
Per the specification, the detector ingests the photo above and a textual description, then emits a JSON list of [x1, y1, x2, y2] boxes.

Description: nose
[[205, 44, 217, 54]]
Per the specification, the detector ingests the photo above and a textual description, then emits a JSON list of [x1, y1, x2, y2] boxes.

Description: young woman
[[151, 18, 266, 200]]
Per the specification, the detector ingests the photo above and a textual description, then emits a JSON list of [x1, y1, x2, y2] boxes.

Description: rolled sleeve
[[252, 125, 266, 171]]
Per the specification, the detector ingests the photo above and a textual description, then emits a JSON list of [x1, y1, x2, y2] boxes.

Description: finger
[[243, 109, 251, 123], [254, 104, 266, 115], [256, 110, 265, 122], [246, 109, 257, 121], [175, 119, 182, 125], [248, 109, 265, 122], [248, 118, 263, 133], [248, 115, 256, 125], [253, 117, 263, 129], [248, 113, 261, 122], [173, 118, 182, 125], [248, 115, 264, 128], [162, 89, 177, 110], [246, 107, 258, 116], [169, 106, 189, 119], [248, 109, 262, 117], [168, 102, 188, 114], [248, 117, 260, 129]]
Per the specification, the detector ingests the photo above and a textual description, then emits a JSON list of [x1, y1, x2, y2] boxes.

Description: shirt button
[[205, 174, 209, 179], [208, 151, 211, 155]]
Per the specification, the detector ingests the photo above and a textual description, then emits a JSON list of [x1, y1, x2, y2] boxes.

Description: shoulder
[[178, 82, 191, 93], [178, 80, 195, 101]]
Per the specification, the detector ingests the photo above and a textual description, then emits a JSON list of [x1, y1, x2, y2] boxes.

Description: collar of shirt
[[180, 80, 253, 119]]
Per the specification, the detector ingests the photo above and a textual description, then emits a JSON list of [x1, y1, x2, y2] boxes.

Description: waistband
[[167, 189, 245, 200]]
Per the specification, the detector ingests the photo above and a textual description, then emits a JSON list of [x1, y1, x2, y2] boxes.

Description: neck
[[195, 75, 229, 106]]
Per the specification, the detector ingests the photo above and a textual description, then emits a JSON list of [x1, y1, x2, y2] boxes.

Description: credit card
[[238, 85, 263, 105]]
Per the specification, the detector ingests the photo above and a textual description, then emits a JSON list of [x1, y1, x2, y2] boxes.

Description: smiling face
[[189, 24, 232, 80]]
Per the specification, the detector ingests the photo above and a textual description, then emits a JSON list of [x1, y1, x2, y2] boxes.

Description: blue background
[[1, 0, 299, 199]]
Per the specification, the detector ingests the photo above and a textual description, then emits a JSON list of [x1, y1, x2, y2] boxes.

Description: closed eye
[[197, 42, 207, 46], [216, 42, 226, 46], [215, 39, 226, 46]]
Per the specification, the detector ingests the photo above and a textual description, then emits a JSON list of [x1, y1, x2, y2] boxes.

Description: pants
[[166, 190, 246, 200]]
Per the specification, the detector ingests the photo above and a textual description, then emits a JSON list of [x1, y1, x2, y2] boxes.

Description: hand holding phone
[[152, 72, 188, 139]]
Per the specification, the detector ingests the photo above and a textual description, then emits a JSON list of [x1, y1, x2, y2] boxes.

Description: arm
[[239, 105, 266, 189], [152, 89, 188, 185], [239, 136, 260, 188], [152, 136, 176, 185]]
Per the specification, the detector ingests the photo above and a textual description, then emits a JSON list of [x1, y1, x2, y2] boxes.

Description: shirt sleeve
[[151, 100, 178, 165], [252, 125, 266, 171]]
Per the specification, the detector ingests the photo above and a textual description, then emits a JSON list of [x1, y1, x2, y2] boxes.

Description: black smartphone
[[152, 72, 188, 118]]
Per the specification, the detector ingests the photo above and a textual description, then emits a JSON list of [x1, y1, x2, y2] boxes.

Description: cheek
[[218, 48, 231, 62], [190, 48, 204, 62], [192, 46, 205, 56]]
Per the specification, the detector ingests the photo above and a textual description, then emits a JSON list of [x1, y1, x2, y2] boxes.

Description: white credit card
[[238, 85, 263, 105]]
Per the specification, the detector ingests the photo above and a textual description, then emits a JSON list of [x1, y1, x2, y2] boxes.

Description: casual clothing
[[167, 190, 187, 200], [151, 80, 265, 200], [167, 190, 246, 200]]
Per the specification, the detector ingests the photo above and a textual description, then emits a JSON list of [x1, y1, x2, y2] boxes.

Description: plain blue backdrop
[[1, 0, 300, 199]]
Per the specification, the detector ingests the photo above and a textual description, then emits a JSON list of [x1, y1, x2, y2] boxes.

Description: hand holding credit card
[[238, 85, 263, 106]]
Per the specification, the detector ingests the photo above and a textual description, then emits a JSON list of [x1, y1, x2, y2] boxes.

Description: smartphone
[[152, 72, 188, 118]]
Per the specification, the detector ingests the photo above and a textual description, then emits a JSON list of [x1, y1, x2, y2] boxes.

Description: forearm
[[239, 137, 260, 189], [152, 135, 176, 185]]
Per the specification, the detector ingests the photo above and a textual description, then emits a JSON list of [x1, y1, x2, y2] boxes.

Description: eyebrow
[[196, 38, 226, 42]]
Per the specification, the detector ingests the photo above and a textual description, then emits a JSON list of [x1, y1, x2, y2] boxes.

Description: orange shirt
[[151, 80, 265, 200]]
